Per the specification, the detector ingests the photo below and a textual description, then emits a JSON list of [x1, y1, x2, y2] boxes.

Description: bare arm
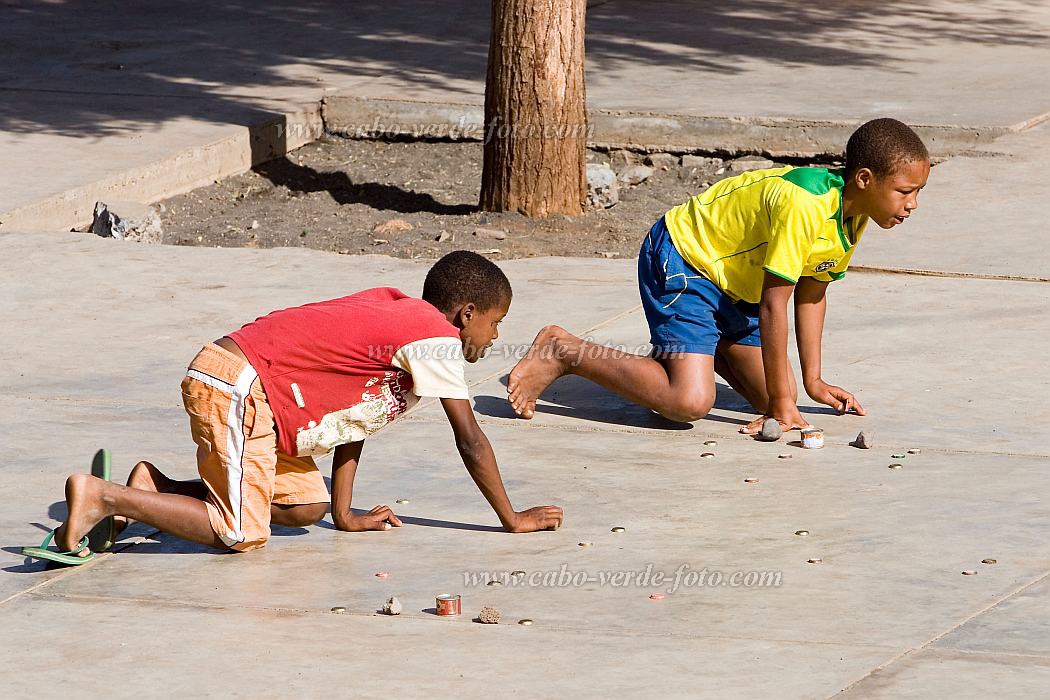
[[330, 441, 402, 532], [794, 276, 828, 389], [758, 272, 808, 429], [794, 277, 866, 415], [440, 397, 562, 533]]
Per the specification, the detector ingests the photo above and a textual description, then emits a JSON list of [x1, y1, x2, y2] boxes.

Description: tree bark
[[480, 0, 587, 217]]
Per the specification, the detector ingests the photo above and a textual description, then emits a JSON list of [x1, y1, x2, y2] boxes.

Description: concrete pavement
[[2, 230, 1049, 697], [3, 1, 1050, 695], [4, 0, 1050, 230]]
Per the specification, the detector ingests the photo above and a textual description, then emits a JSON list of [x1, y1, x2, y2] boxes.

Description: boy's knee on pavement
[[273, 502, 328, 527], [661, 393, 714, 423]]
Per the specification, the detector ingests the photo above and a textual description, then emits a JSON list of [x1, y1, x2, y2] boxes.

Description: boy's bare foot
[[113, 461, 164, 536], [55, 473, 110, 555], [508, 326, 572, 419]]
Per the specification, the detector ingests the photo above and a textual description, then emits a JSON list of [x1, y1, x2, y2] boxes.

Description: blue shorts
[[638, 217, 762, 356]]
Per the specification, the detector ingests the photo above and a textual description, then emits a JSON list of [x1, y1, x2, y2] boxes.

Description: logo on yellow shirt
[[815, 260, 837, 273]]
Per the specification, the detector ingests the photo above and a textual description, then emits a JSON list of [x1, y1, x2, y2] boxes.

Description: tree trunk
[[480, 0, 587, 217]]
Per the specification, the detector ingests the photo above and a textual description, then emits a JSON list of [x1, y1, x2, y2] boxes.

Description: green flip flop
[[21, 530, 94, 566], [86, 449, 116, 553]]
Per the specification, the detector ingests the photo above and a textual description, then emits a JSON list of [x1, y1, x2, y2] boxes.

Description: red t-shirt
[[230, 288, 469, 457]]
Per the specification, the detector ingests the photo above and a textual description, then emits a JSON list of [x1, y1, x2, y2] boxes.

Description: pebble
[[434, 231, 451, 242], [757, 417, 782, 442], [850, 431, 874, 449], [477, 606, 501, 624], [382, 596, 402, 615]]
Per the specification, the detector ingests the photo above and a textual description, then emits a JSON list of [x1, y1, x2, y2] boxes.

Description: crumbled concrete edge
[[321, 95, 1009, 160], [2, 92, 1016, 235]]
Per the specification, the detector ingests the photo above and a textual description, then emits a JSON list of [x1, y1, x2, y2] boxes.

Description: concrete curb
[[0, 103, 322, 233], [322, 95, 1015, 158]]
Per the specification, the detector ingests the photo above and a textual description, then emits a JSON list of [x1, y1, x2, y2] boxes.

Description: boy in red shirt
[[27, 251, 562, 565]]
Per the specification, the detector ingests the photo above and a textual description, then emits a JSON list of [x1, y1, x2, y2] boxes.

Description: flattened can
[[801, 428, 824, 449], [436, 594, 462, 616]]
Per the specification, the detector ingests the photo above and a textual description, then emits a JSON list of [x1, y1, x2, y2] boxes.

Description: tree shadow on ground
[[252, 157, 476, 215], [2, 0, 1046, 136]]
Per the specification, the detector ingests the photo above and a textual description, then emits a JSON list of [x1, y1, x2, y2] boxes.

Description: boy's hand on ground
[[739, 399, 811, 434], [340, 505, 403, 532], [806, 379, 866, 416], [506, 505, 563, 533]]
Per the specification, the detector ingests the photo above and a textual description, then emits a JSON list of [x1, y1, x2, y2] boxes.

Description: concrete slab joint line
[[321, 95, 1012, 159], [831, 568, 1050, 697]]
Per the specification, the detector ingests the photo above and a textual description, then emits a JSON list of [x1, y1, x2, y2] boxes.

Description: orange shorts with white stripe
[[180, 343, 330, 551]]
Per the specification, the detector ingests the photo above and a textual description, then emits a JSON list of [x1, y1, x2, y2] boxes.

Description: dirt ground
[[160, 138, 837, 260]]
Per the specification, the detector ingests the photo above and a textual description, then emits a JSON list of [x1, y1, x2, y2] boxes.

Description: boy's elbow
[[455, 430, 488, 464]]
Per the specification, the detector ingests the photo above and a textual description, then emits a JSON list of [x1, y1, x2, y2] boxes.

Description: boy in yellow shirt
[[508, 118, 930, 434]]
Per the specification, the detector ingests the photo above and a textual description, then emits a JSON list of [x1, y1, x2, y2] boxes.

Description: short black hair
[[845, 118, 929, 179], [423, 250, 512, 312]]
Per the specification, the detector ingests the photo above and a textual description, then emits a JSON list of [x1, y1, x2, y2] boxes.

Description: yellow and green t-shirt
[[663, 166, 868, 304]]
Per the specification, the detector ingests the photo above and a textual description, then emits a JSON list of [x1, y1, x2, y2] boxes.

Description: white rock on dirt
[[586, 163, 619, 209], [474, 227, 507, 240], [372, 219, 413, 236], [608, 149, 640, 171], [680, 155, 721, 171], [90, 201, 163, 244], [728, 156, 775, 172], [618, 164, 654, 186], [645, 153, 678, 170]]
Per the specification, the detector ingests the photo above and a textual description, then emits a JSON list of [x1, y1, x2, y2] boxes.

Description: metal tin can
[[436, 594, 461, 616], [801, 428, 824, 449]]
